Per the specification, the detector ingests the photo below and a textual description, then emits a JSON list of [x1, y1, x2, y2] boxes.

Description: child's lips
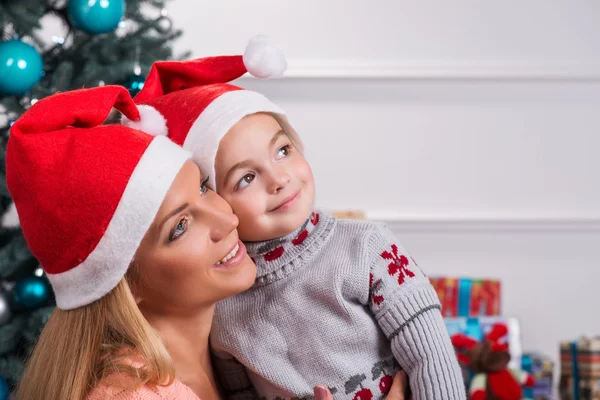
[[270, 190, 301, 212]]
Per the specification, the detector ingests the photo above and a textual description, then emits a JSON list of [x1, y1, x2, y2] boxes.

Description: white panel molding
[[246, 60, 600, 80], [365, 212, 600, 232]]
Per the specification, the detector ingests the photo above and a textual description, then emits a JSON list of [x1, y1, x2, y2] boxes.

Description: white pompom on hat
[[121, 35, 301, 191]]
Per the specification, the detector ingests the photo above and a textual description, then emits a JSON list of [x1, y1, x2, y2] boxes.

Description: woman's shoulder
[[86, 374, 199, 400]]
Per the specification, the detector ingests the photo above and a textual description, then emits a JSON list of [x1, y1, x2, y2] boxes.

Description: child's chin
[[272, 210, 311, 236]]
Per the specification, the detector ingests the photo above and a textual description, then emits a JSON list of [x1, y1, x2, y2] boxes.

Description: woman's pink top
[[86, 375, 200, 400]]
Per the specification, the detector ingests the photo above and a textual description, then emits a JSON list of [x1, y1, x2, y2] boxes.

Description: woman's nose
[[210, 208, 238, 242]]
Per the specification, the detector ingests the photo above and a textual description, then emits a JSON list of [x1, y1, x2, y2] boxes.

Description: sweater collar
[[245, 211, 336, 285]]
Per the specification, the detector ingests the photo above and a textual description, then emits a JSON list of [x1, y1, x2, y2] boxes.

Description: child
[[123, 36, 465, 400]]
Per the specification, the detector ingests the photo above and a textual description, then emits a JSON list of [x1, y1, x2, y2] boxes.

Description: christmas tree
[[0, 0, 186, 395]]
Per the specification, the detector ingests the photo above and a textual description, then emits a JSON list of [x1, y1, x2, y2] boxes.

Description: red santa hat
[[6, 86, 190, 310], [121, 35, 302, 190]]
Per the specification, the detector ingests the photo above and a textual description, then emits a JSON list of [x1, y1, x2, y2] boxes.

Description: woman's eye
[[277, 144, 291, 159], [169, 217, 188, 242], [236, 173, 255, 190], [200, 176, 209, 194]]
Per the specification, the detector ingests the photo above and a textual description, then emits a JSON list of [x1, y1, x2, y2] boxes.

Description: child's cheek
[[231, 192, 262, 228]]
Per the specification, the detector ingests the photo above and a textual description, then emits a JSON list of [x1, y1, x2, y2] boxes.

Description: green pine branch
[[0, 355, 24, 384], [1, 0, 184, 130], [0, 235, 34, 280]]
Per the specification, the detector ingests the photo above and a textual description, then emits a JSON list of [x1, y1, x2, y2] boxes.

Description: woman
[[8, 86, 407, 400]]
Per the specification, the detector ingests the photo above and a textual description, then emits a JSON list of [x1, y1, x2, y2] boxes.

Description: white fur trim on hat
[[47, 136, 190, 310], [182, 90, 301, 191], [121, 104, 168, 137], [243, 35, 287, 79]]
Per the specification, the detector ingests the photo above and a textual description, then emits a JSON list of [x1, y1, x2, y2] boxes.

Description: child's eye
[[236, 173, 255, 190], [276, 144, 291, 159], [200, 176, 209, 194], [169, 216, 188, 242]]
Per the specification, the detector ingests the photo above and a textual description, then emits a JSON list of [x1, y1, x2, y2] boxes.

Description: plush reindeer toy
[[451, 323, 535, 400]]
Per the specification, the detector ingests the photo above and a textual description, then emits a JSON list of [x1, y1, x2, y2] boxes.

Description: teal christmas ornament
[[13, 276, 50, 309], [125, 73, 145, 96], [0, 40, 43, 95], [67, 0, 125, 34], [0, 376, 8, 400]]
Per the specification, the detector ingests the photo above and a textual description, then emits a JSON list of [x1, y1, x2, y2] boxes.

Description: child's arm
[[366, 225, 466, 400], [211, 352, 257, 400]]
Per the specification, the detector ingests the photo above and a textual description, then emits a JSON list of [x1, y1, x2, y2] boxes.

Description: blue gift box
[[522, 353, 553, 400]]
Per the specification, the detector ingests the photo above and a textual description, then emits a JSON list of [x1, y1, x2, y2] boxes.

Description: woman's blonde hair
[[13, 267, 174, 400]]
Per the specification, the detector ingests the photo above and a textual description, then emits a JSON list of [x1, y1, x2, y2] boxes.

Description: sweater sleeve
[[366, 224, 466, 400], [212, 351, 258, 400]]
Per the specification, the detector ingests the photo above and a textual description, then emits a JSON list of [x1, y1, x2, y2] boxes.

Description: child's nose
[[267, 168, 291, 194]]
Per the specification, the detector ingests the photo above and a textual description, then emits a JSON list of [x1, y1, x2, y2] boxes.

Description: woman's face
[[133, 161, 256, 314]]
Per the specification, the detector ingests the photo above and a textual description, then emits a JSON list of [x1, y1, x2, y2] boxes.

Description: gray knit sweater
[[211, 212, 465, 400]]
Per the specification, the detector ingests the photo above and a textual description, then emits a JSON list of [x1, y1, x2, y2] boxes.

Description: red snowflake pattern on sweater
[[381, 244, 415, 286], [369, 273, 384, 306]]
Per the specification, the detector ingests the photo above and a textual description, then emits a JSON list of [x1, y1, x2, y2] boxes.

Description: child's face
[[215, 113, 315, 242]]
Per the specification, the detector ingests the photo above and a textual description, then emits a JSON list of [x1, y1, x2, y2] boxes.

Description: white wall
[[169, 0, 600, 383]]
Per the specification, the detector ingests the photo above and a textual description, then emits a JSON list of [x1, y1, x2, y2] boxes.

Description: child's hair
[[269, 113, 304, 154], [13, 264, 174, 400]]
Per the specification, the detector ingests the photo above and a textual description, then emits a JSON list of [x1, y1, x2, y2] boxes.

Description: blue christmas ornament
[[125, 73, 145, 96], [67, 0, 125, 35], [0, 40, 43, 96], [0, 376, 8, 400], [13, 276, 50, 309]]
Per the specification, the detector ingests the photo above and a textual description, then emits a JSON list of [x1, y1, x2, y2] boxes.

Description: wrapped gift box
[[330, 210, 365, 219], [560, 337, 600, 400], [430, 277, 501, 317], [521, 352, 554, 400]]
